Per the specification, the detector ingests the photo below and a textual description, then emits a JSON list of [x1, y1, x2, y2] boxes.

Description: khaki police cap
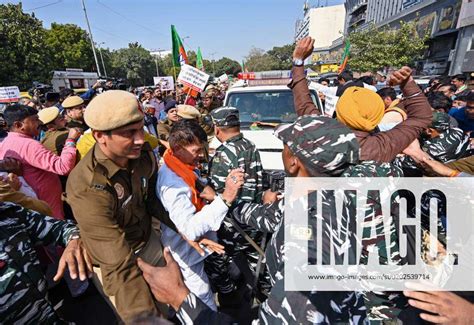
[[84, 90, 144, 131], [177, 105, 201, 119], [38, 106, 60, 125], [62, 96, 84, 109]]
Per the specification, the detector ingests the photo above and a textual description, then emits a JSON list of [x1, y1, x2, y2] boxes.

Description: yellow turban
[[336, 87, 385, 132]]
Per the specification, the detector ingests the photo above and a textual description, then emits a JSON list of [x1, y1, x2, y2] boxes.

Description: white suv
[[210, 79, 323, 173]]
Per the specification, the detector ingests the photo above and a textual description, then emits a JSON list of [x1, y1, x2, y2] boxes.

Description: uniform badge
[[114, 183, 125, 199]]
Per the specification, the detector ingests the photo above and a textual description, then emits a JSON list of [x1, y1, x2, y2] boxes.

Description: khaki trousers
[[92, 226, 168, 320]]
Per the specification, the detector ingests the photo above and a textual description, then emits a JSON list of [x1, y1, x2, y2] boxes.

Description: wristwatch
[[292, 58, 304, 66]]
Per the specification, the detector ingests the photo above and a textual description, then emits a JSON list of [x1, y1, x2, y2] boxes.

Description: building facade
[[295, 1, 345, 72], [295, 2, 345, 47], [342, 0, 472, 75]]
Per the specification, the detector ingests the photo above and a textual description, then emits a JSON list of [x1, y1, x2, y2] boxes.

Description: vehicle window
[[227, 90, 319, 125]]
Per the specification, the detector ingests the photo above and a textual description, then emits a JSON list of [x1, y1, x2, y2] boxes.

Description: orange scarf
[[163, 149, 205, 212]]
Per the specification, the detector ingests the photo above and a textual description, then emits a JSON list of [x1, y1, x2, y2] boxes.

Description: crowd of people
[[0, 35, 473, 325]]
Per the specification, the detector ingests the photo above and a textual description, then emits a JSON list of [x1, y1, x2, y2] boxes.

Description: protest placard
[[216, 74, 229, 84], [177, 64, 210, 92], [153, 76, 174, 91], [323, 94, 339, 117], [0, 86, 20, 103]]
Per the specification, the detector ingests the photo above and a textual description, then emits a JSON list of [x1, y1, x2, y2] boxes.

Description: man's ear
[[287, 155, 300, 175], [93, 130, 107, 144], [12, 121, 23, 131]]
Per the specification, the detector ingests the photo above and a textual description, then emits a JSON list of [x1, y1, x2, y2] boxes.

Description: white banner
[[153, 76, 174, 91], [0, 86, 20, 103], [177, 64, 210, 92], [323, 94, 339, 117], [216, 74, 229, 84]]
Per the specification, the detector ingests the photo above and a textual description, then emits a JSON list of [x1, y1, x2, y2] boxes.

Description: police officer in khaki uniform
[[62, 95, 89, 132], [38, 106, 70, 155], [65, 90, 176, 322], [157, 100, 179, 141], [198, 90, 220, 137]]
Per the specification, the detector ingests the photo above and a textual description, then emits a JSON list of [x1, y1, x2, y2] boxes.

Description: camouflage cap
[[210, 106, 240, 127], [430, 111, 451, 131], [274, 116, 360, 176]]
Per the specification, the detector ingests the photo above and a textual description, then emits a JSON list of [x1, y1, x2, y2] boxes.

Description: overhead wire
[[24, 0, 63, 12], [96, 0, 167, 39]]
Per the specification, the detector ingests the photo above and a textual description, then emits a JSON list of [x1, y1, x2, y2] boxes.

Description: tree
[[245, 48, 278, 72], [267, 43, 295, 70], [0, 3, 52, 89], [45, 23, 95, 72], [347, 21, 429, 72], [213, 57, 241, 76], [109, 42, 155, 86]]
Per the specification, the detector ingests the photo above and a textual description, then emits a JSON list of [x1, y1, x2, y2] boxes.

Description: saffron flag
[[171, 25, 188, 67], [196, 47, 204, 71], [338, 39, 350, 73]]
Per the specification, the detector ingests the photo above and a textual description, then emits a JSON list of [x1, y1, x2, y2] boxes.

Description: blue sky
[[5, 0, 344, 61]]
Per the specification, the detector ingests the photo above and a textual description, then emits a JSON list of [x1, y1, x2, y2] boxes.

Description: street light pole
[[81, 0, 102, 76], [210, 52, 217, 75], [97, 42, 107, 77], [154, 58, 160, 77]]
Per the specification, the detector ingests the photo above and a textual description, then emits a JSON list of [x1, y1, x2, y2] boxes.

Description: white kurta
[[156, 163, 229, 310]]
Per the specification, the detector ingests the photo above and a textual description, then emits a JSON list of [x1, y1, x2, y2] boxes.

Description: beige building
[[295, 3, 346, 48]]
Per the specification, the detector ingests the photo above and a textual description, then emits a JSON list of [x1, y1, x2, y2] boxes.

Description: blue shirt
[[449, 107, 474, 135]]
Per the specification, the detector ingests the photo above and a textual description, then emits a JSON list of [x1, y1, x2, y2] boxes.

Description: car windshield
[[227, 90, 319, 126]]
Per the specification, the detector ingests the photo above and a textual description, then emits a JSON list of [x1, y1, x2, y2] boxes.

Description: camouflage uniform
[[177, 116, 419, 323], [0, 201, 78, 324], [421, 112, 470, 163], [205, 107, 266, 295], [396, 112, 470, 174], [235, 117, 407, 323]]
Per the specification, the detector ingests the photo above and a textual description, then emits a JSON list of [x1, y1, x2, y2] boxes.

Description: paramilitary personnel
[[65, 90, 177, 322], [205, 106, 266, 304], [0, 201, 91, 323]]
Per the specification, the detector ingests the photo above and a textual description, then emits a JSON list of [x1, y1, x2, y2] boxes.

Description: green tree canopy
[[245, 48, 277, 71], [45, 23, 95, 72], [212, 57, 241, 76], [245, 43, 295, 72], [0, 3, 52, 89], [267, 43, 295, 70], [109, 42, 155, 86], [348, 21, 429, 72]]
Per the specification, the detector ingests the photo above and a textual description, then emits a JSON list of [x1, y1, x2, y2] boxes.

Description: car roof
[[227, 85, 293, 92]]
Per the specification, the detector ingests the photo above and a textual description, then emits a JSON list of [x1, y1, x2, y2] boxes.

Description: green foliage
[[45, 23, 94, 71], [348, 21, 429, 72], [267, 43, 295, 70], [212, 57, 241, 76], [0, 3, 52, 89], [109, 42, 155, 86], [245, 43, 295, 71], [245, 48, 277, 71]]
